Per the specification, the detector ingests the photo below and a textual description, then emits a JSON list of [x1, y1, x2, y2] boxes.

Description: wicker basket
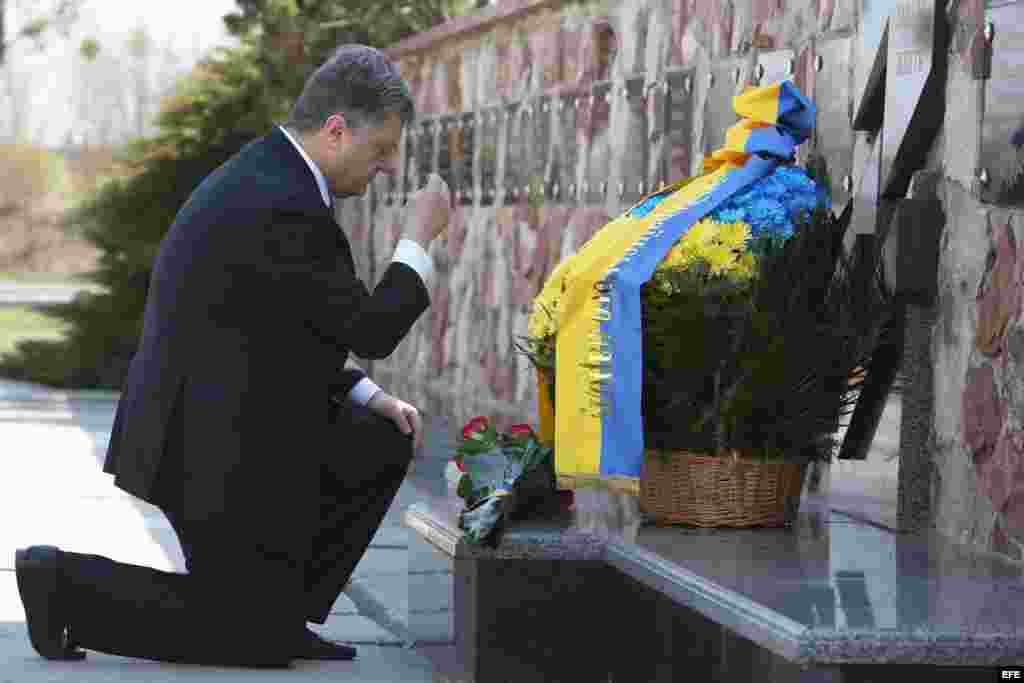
[[640, 450, 807, 527]]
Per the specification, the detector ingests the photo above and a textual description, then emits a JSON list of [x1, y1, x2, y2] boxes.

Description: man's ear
[[323, 113, 350, 147]]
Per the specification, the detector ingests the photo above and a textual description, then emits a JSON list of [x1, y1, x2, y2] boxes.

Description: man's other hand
[[367, 391, 424, 452]]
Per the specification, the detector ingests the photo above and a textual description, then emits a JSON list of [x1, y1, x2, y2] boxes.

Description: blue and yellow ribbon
[[528, 81, 818, 495]]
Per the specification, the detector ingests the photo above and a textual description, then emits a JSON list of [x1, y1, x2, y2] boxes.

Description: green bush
[[0, 0, 455, 390], [0, 39, 285, 389]]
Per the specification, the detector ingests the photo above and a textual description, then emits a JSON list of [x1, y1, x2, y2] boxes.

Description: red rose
[[455, 456, 465, 472], [462, 416, 490, 440], [508, 424, 533, 439]]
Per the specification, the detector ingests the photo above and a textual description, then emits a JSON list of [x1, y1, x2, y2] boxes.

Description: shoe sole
[[294, 651, 357, 661], [14, 546, 86, 661]]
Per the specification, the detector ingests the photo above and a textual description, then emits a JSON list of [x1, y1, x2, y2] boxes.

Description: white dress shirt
[[278, 125, 434, 406]]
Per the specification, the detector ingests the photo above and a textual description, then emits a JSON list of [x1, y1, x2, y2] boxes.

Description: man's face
[[318, 111, 402, 199]]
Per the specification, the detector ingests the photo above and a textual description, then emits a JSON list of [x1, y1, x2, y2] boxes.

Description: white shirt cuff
[[348, 377, 383, 406], [393, 238, 434, 291]]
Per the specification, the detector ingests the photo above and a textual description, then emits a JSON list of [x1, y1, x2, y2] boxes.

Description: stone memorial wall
[[332, 0, 1024, 562]]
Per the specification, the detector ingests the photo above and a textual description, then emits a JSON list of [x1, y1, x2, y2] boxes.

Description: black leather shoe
[[295, 627, 356, 661], [14, 546, 86, 661]]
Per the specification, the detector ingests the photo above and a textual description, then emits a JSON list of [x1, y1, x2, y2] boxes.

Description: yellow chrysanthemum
[[661, 241, 697, 270], [528, 298, 559, 340], [703, 243, 737, 274], [715, 221, 751, 249], [733, 252, 758, 280], [531, 217, 759, 338], [658, 218, 722, 272], [679, 219, 717, 249]]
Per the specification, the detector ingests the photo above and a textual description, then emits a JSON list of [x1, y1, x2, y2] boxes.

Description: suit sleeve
[[227, 211, 432, 360], [330, 367, 367, 401]]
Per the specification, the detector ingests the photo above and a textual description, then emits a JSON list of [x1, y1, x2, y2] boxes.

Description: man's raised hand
[[404, 173, 451, 248]]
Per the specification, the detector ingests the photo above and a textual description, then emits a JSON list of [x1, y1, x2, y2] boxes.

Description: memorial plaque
[[478, 108, 500, 206], [815, 38, 856, 206], [386, 167, 397, 206], [621, 77, 647, 204], [557, 94, 581, 204], [402, 126, 418, 201], [665, 68, 694, 185], [645, 78, 667, 190], [457, 113, 475, 205], [755, 49, 795, 87], [530, 96, 551, 200], [853, 0, 899, 130], [978, 0, 1024, 206], [882, 0, 948, 197], [558, 94, 581, 202], [417, 119, 434, 188], [586, 81, 613, 204], [437, 116, 455, 195], [504, 104, 525, 203], [590, 80, 613, 133], [702, 60, 744, 159]]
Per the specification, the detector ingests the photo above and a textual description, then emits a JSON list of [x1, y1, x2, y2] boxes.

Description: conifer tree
[[0, 0, 478, 389]]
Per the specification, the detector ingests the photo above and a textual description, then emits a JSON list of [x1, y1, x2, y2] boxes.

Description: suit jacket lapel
[[264, 126, 335, 220], [263, 126, 360, 275]]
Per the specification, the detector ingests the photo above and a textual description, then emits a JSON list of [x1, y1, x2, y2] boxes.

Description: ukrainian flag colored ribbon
[[529, 81, 817, 495]]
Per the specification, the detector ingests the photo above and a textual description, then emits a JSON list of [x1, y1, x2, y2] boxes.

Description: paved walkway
[[0, 377, 456, 680]]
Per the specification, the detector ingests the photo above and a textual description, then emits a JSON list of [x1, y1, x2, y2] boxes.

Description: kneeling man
[[15, 44, 449, 668]]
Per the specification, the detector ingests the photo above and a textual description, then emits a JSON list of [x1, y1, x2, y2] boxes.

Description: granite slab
[[404, 494, 605, 561], [606, 494, 1024, 667], [406, 492, 1024, 669]]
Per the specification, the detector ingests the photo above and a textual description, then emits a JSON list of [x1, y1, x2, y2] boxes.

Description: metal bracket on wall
[[835, 196, 942, 461], [837, 234, 905, 461], [881, 197, 944, 307]]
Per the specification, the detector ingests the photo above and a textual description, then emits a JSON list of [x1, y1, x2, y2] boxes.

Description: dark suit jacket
[[103, 126, 430, 563]]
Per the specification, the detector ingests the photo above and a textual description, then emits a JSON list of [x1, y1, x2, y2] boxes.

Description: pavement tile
[[409, 572, 452, 614], [408, 608, 453, 645], [353, 547, 408, 577], [369, 524, 408, 549], [349, 572, 409, 622], [0, 623, 434, 682], [410, 539, 454, 574], [0, 378, 442, 681], [328, 592, 360, 616], [315, 614, 403, 645]]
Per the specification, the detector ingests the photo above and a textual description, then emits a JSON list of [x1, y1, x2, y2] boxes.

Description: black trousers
[[59, 399, 414, 668]]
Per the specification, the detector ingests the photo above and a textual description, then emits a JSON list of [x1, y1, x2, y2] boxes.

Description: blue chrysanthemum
[[628, 165, 828, 240]]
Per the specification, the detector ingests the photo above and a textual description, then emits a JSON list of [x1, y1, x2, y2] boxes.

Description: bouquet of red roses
[[448, 416, 571, 546]]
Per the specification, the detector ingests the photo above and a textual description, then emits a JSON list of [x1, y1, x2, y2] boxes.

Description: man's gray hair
[[285, 45, 415, 132]]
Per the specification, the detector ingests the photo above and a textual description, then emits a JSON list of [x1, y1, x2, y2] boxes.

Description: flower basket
[[516, 84, 903, 529], [640, 450, 807, 527]]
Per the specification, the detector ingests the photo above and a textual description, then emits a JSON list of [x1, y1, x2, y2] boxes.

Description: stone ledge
[[604, 539, 808, 663], [404, 496, 605, 561], [606, 537, 1024, 668], [406, 492, 1024, 672]]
